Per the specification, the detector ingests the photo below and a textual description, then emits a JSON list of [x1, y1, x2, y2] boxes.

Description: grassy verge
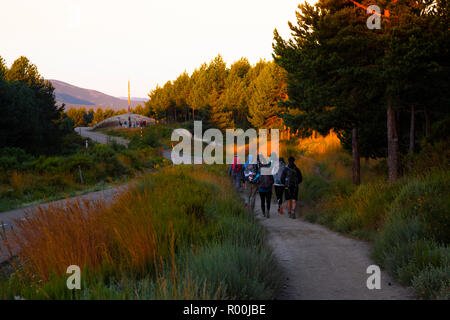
[[97, 123, 182, 150], [0, 141, 168, 213], [284, 133, 449, 300], [0, 165, 280, 299]]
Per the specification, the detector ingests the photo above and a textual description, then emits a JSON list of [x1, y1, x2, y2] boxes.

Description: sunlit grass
[[0, 165, 279, 300]]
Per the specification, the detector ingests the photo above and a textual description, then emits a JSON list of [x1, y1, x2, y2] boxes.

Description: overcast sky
[[1, 0, 317, 98]]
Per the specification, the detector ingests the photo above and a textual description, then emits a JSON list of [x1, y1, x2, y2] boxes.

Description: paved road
[[75, 127, 129, 146], [239, 188, 415, 300]]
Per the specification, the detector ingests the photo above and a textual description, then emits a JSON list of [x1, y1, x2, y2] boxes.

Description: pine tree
[[247, 61, 287, 129], [273, 1, 384, 185]]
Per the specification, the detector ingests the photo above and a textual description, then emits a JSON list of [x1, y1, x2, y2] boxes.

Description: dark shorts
[[285, 186, 299, 201]]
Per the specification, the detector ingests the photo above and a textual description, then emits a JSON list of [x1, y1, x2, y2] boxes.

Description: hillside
[[48, 79, 146, 110]]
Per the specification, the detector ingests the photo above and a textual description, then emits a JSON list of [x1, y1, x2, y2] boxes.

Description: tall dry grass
[[1, 165, 279, 300], [5, 167, 221, 283], [298, 131, 342, 158]]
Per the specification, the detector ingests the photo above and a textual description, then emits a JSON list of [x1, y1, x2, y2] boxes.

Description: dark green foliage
[[0, 147, 34, 170], [0, 56, 74, 155], [273, 1, 450, 182]]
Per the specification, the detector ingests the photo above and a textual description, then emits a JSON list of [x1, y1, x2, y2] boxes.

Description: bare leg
[[291, 200, 297, 219]]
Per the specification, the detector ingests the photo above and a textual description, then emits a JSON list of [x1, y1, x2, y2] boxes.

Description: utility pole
[[128, 80, 131, 113]]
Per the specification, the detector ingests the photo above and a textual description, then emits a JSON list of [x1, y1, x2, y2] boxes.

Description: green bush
[[59, 133, 85, 155], [183, 242, 280, 299], [371, 171, 450, 298], [0, 147, 34, 170], [89, 144, 126, 178], [33, 156, 64, 173], [388, 170, 450, 244], [412, 265, 450, 300], [300, 175, 330, 202]]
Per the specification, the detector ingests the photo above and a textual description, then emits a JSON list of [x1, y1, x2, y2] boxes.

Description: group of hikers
[[118, 119, 148, 128], [229, 154, 302, 219]]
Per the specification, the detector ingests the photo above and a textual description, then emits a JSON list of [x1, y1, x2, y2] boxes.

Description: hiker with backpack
[[229, 155, 243, 189], [259, 165, 274, 218], [243, 154, 260, 212], [273, 157, 286, 214], [281, 156, 303, 219]]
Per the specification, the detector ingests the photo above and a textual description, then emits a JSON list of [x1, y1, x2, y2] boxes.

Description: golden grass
[[5, 167, 226, 283], [298, 131, 342, 158]]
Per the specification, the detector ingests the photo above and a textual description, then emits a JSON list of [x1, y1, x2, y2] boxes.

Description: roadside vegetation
[[0, 166, 279, 299], [283, 131, 449, 300], [97, 122, 180, 150], [0, 138, 167, 213]]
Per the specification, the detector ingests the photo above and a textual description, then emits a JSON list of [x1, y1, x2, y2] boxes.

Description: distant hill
[[48, 79, 145, 111]]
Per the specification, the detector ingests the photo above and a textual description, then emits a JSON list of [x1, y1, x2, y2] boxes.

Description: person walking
[[244, 154, 260, 212], [259, 167, 274, 218], [281, 156, 303, 219], [229, 155, 243, 189], [273, 157, 286, 214]]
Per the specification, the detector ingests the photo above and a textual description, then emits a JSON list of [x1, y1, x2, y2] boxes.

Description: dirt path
[[239, 187, 415, 300]]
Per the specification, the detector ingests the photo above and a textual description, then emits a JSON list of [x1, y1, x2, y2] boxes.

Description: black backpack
[[285, 167, 298, 188], [244, 164, 259, 184]]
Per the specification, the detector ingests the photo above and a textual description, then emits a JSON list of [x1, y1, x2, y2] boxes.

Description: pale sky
[[0, 0, 316, 98]]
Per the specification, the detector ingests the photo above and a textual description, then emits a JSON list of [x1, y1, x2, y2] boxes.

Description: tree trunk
[[424, 106, 431, 137], [409, 105, 415, 154], [387, 99, 400, 182], [407, 105, 416, 171], [352, 127, 361, 185], [192, 108, 195, 121]]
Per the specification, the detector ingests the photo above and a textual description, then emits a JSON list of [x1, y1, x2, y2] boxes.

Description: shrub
[[89, 144, 126, 178], [33, 156, 64, 174], [412, 265, 450, 300], [388, 170, 450, 244], [64, 153, 94, 172], [300, 175, 330, 202], [183, 242, 280, 299], [59, 133, 85, 156], [0, 147, 34, 170], [371, 171, 450, 298]]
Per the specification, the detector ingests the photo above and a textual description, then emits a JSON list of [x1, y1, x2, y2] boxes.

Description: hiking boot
[[292, 212, 296, 219]]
